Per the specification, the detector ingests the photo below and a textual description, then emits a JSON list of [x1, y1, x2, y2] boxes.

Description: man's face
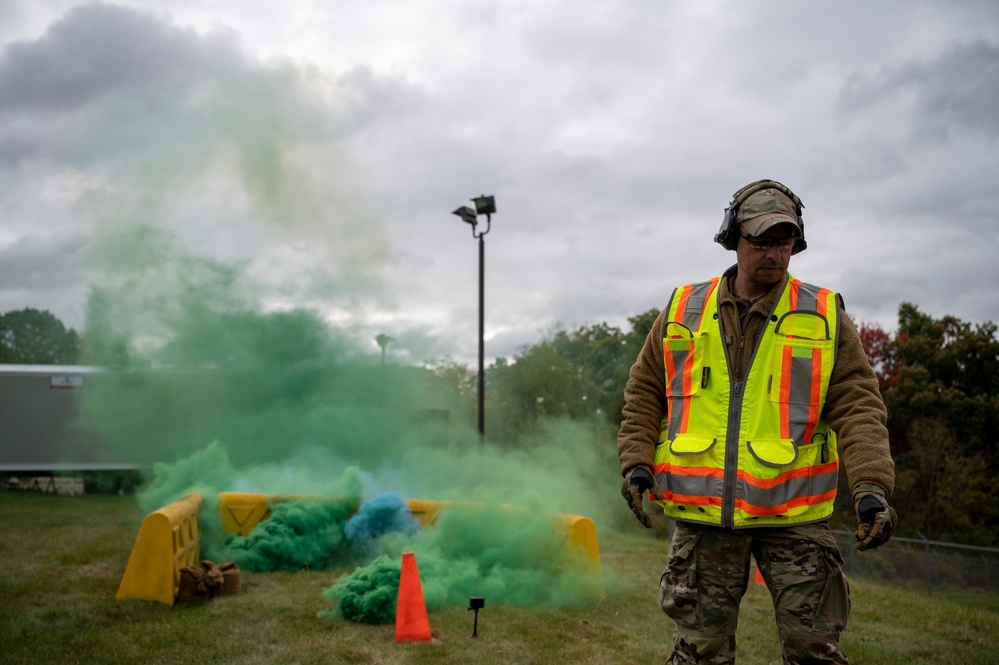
[[735, 224, 797, 293]]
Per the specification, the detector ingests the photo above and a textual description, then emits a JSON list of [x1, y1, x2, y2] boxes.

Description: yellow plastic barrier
[[216, 494, 449, 534], [218, 492, 282, 537], [217, 493, 604, 598], [560, 514, 605, 598], [119, 493, 604, 605], [115, 493, 203, 606]]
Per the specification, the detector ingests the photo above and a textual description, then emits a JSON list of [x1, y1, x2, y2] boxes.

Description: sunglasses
[[739, 231, 796, 252]]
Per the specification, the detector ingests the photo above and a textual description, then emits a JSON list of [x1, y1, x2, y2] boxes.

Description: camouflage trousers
[[660, 521, 850, 665]]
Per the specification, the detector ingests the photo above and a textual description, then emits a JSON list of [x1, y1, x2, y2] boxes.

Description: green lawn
[[1, 492, 997, 664]]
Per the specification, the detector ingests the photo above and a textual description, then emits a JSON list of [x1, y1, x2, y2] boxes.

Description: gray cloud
[[1, 0, 998, 366], [0, 3, 243, 114], [840, 39, 999, 140]]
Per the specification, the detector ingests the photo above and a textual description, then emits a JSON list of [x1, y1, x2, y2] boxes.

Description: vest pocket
[[668, 434, 716, 456], [747, 438, 798, 468], [663, 327, 706, 398], [769, 337, 834, 407]]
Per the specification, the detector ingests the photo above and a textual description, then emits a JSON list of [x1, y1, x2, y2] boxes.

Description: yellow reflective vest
[[653, 274, 841, 529]]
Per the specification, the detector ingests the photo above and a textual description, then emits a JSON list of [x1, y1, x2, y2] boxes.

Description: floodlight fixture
[[452, 206, 478, 226], [472, 195, 496, 216]]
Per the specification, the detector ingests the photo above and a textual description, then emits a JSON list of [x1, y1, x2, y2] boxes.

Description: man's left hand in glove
[[854, 485, 897, 551]]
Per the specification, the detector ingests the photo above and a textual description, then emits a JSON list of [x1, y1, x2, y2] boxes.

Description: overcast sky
[[1, 1, 997, 366]]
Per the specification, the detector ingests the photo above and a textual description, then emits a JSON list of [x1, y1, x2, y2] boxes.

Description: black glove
[[621, 467, 664, 528], [854, 489, 896, 551]]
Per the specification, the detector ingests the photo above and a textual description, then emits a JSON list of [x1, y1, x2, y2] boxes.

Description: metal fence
[[830, 529, 999, 597]]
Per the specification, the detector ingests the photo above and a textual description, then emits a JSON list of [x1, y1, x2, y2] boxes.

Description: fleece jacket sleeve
[[617, 307, 669, 477], [825, 312, 896, 497]]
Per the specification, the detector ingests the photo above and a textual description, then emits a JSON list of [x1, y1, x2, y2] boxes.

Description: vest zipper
[[722, 380, 743, 529], [720, 284, 783, 530]]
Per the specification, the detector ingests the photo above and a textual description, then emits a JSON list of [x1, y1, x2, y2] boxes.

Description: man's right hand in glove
[[621, 467, 665, 528]]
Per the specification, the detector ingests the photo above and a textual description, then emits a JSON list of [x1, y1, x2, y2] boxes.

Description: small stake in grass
[[468, 596, 485, 638]]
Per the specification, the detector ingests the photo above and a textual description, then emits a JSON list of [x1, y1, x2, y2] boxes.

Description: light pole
[[375, 334, 394, 365], [452, 194, 496, 440]]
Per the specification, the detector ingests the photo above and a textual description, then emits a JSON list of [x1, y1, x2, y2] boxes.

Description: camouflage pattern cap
[[737, 187, 802, 237]]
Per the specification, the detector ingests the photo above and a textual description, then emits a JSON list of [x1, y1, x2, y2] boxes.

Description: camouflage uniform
[[660, 521, 850, 664]]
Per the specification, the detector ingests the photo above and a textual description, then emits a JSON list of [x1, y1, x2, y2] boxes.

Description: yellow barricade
[[217, 493, 604, 598], [115, 493, 203, 606], [560, 514, 605, 598], [215, 494, 451, 534], [119, 493, 604, 605]]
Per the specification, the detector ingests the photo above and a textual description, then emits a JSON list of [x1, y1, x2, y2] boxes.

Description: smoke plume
[[5, 3, 624, 622]]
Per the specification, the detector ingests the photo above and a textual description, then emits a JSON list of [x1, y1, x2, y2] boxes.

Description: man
[[617, 179, 895, 664]]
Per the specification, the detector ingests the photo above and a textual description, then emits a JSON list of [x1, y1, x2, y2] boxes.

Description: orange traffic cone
[[395, 552, 432, 643], [754, 566, 765, 584]]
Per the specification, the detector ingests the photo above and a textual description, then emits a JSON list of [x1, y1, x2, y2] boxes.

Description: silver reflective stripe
[[667, 347, 692, 397], [665, 338, 694, 440], [788, 353, 814, 446], [796, 281, 821, 312], [681, 281, 714, 330], [666, 342, 689, 441], [785, 281, 826, 447], [667, 396, 684, 442], [655, 469, 724, 500], [737, 467, 838, 509]]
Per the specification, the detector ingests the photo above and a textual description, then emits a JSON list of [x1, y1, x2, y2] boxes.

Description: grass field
[[2, 492, 998, 664]]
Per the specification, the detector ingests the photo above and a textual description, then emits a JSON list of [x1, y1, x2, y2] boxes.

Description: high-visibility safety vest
[[652, 274, 841, 529]]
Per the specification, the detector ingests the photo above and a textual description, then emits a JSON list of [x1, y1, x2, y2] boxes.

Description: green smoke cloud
[[45, 6, 625, 622], [320, 502, 598, 624], [219, 497, 358, 572]]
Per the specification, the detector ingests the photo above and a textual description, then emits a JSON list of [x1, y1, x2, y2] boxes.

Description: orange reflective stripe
[[696, 277, 720, 330], [673, 284, 693, 324], [815, 287, 830, 317], [654, 462, 724, 479], [736, 461, 839, 489], [660, 491, 722, 507], [736, 489, 838, 516], [802, 346, 823, 445], [663, 339, 676, 426], [679, 346, 695, 431], [779, 344, 793, 439], [664, 284, 693, 431], [788, 278, 801, 311]]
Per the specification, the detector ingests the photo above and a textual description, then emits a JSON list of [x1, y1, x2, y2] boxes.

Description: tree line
[[4, 303, 997, 546], [467, 303, 999, 547]]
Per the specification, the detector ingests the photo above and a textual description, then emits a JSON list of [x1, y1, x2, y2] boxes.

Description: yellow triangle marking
[[228, 506, 258, 528]]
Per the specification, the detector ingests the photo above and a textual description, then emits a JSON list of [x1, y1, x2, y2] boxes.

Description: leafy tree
[[0, 308, 81, 365], [891, 418, 993, 544], [427, 358, 477, 430], [888, 303, 999, 466], [487, 339, 591, 443], [857, 320, 901, 391], [857, 304, 999, 545], [483, 308, 662, 443]]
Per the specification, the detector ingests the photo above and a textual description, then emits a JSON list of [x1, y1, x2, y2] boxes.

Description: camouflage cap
[[737, 187, 802, 237]]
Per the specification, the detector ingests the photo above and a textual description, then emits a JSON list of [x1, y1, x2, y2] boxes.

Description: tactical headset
[[714, 179, 807, 255]]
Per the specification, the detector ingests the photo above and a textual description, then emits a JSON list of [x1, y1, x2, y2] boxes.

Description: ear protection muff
[[714, 179, 807, 254]]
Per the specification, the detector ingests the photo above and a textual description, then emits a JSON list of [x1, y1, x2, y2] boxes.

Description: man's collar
[[719, 266, 787, 308]]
